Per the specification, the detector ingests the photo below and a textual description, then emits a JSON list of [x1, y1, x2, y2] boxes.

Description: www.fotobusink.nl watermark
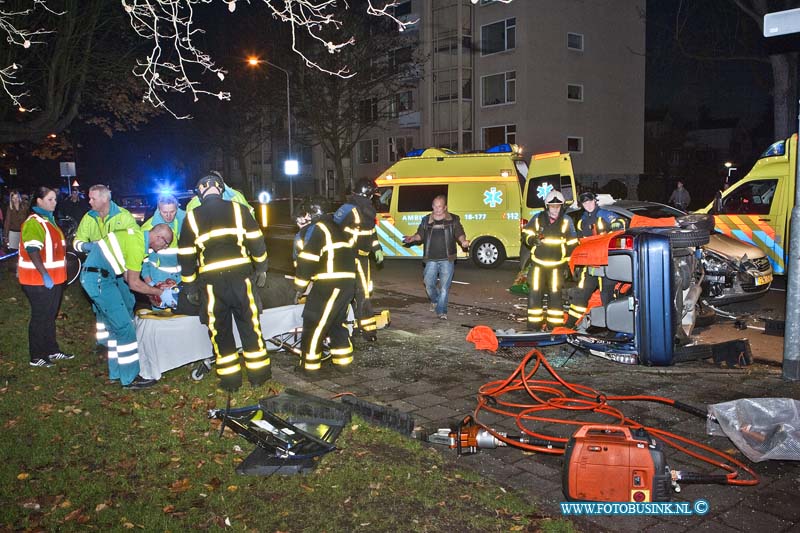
[[560, 500, 710, 516]]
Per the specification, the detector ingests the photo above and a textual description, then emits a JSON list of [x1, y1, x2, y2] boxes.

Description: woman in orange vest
[[18, 187, 73, 368]]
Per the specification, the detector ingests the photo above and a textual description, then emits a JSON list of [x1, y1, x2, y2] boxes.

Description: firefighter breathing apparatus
[[436, 348, 758, 501]]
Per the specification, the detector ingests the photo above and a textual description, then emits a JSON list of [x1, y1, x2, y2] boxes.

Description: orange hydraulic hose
[[470, 348, 759, 485]]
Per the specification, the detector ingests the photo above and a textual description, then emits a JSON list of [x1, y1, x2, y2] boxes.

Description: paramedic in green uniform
[[79, 225, 174, 389]]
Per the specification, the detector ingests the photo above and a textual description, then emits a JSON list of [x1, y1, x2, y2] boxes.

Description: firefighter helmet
[[354, 178, 377, 198], [196, 171, 226, 197], [293, 201, 325, 224], [545, 190, 565, 205], [578, 191, 597, 203]]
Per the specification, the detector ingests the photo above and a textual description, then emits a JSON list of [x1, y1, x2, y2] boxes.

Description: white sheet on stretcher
[[136, 304, 304, 381]]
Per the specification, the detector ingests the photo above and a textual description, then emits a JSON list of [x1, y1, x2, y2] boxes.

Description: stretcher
[[135, 305, 383, 381], [135, 304, 305, 381]]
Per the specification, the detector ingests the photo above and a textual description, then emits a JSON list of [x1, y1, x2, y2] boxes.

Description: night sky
[[2, 1, 785, 194]]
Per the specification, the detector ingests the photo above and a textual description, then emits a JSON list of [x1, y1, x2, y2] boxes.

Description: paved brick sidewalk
[[272, 291, 800, 532]]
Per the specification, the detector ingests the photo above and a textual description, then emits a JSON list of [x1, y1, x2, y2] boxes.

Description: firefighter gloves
[[254, 271, 268, 288], [374, 250, 384, 264]]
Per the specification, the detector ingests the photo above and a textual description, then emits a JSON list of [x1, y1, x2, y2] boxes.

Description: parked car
[[118, 194, 152, 224], [574, 198, 773, 305]]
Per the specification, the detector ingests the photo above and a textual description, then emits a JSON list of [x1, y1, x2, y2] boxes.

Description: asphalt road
[[266, 224, 786, 318]]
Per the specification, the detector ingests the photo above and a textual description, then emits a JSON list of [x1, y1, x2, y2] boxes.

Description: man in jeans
[[403, 195, 470, 320]]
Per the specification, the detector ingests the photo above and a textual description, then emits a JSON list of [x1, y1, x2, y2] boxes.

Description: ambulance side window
[[720, 179, 778, 216], [397, 185, 449, 212], [375, 187, 393, 213]]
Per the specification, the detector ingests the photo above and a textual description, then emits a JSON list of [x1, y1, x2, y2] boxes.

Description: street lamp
[[724, 161, 737, 185], [247, 56, 297, 216]]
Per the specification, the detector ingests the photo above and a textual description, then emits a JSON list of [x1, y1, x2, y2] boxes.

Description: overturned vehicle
[[566, 211, 757, 366], [585, 200, 773, 306]]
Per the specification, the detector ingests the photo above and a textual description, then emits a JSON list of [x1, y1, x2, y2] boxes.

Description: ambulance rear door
[[524, 152, 578, 220]]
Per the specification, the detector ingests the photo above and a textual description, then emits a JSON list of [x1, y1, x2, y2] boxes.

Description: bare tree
[[0, 0, 159, 145], [673, 0, 798, 139], [291, 7, 419, 199]]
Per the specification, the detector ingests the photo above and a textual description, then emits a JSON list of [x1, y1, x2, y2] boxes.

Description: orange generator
[[562, 425, 671, 502]]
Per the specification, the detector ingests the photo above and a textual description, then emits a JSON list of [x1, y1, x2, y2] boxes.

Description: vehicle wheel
[[672, 343, 714, 363], [676, 214, 715, 233], [666, 228, 710, 248], [470, 237, 506, 268]]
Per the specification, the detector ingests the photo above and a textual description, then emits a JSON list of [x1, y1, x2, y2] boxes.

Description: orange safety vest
[[18, 214, 67, 286]]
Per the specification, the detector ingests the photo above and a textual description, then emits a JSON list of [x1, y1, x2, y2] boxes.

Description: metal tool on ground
[[209, 389, 351, 475]]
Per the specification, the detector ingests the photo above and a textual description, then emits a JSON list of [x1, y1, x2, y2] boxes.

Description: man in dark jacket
[[402, 195, 470, 320]]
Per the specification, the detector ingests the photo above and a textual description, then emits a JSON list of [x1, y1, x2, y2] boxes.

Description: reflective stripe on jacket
[[178, 195, 267, 283], [18, 214, 67, 285]]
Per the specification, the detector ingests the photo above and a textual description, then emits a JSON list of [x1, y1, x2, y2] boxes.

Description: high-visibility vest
[[18, 214, 67, 286]]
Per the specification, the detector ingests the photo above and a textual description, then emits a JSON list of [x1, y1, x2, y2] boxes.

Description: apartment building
[[328, 0, 646, 198]]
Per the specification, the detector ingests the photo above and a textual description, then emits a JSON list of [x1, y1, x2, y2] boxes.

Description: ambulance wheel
[[471, 237, 506, 268], [666, 228, 710, 248]]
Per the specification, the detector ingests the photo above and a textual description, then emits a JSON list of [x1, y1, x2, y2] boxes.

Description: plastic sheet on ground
[[707, 398, 800, 462]]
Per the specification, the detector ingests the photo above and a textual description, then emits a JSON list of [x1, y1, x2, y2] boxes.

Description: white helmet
[[545, 190, 565, 205]]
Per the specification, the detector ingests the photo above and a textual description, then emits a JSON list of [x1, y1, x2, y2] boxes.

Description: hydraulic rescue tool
[[436, 349, 759, 502], [562, 425, 670, 502]]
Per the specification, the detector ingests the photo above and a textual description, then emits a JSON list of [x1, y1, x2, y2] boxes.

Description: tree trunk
[[334, 156, 348, 202], [770, 53, 798, 140]]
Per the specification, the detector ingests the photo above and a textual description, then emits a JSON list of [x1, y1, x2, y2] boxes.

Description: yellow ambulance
[[697, 134, 796, 275], [373, 144, 577, 268]]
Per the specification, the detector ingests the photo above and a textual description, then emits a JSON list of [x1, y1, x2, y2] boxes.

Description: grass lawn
[[0, 276, 575, 532]]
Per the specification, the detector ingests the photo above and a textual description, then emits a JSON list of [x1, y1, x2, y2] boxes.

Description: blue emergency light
[[486, 144, 513, 153]]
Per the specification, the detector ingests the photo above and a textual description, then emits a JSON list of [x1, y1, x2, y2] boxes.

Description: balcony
[[398, 111, 421, 128]]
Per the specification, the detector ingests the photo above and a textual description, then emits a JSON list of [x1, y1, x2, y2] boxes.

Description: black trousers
[[199, 274, 268, 392], [21, 283, 64, 361], [301, 281, 355, 370]]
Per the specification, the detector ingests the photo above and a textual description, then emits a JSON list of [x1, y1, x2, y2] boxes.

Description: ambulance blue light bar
[[486, 143, 512, 153], [406, 149, 425, 157]]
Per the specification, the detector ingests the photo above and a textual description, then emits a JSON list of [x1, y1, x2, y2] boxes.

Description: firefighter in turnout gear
[[293, 202, 356, 374], [334, 178, 384, 341], [566, 191, 626, 329], [178, 173, 270, 392], [522, 191, 578, 331]]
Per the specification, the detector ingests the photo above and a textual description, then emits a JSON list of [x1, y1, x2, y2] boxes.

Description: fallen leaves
[[17, 472, 29, 480], [169, 478, 191, 493], [63, 507, 90, 523]]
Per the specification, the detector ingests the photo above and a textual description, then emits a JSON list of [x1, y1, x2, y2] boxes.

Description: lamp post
[[723, 161, 737, 186], [247, 56, 296, 216]]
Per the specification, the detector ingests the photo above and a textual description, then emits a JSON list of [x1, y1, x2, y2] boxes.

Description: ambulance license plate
[[756, 274, 773, 286]]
